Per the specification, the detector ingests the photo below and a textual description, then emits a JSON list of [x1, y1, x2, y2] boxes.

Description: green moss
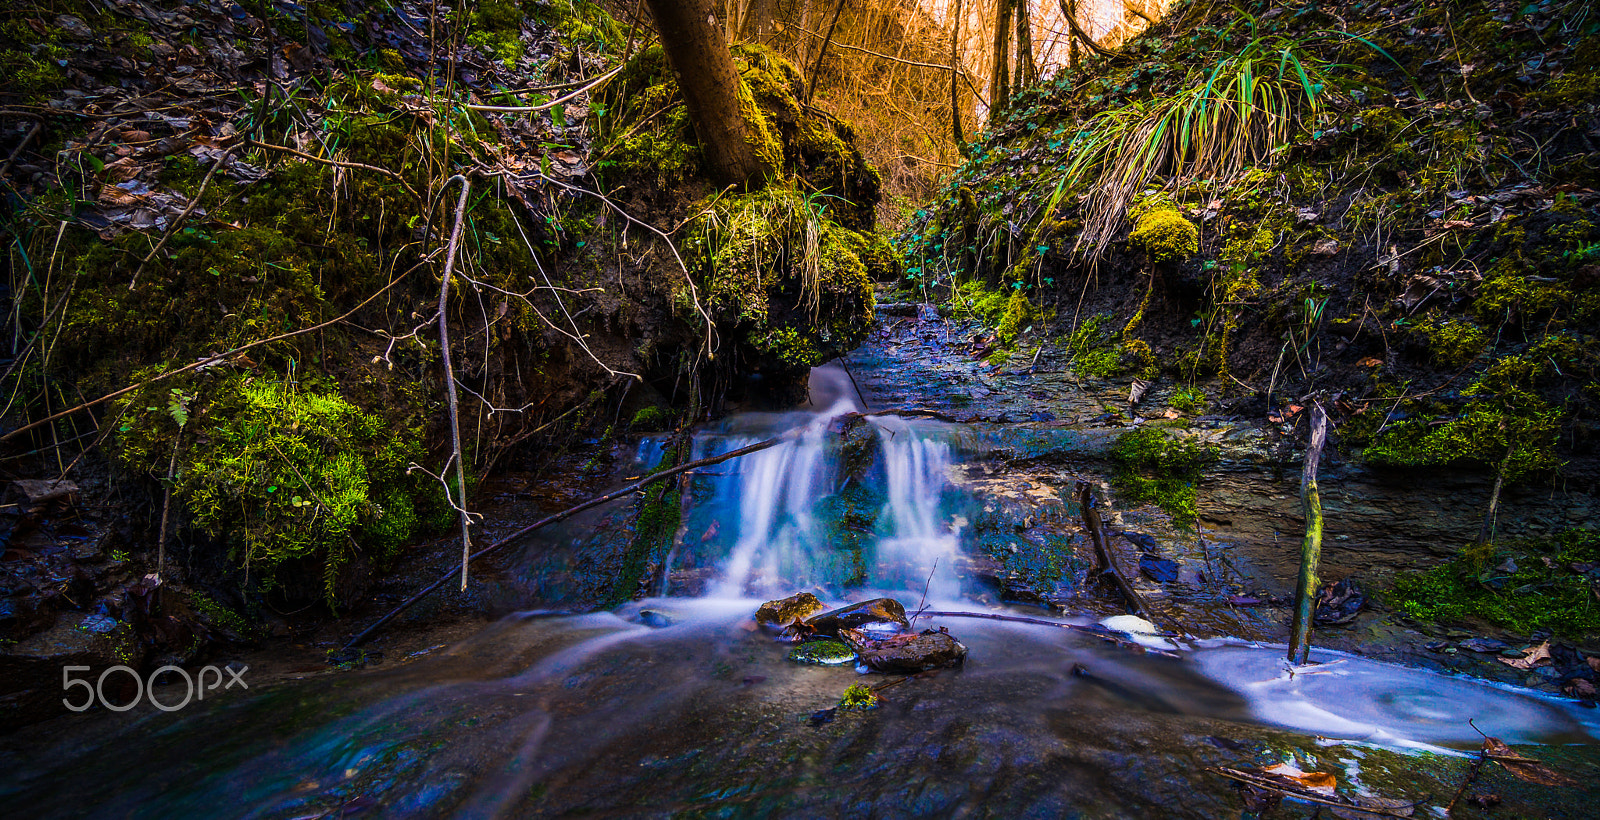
[[630, 406, 671, 431], [1420, 318, 1487, 368], [1110, 428, 1218, 522], [839, 682, 880, 709], [117, 377, 423, 605], [1532, 69, 1600, 108], [1365, 361, 1562, 482], [1169, 386, 1207, 415], [996, 290, 1032, 346], [1129, 202, 1199, 263], [1066, 314, 1128, 379], [690, 185, 875, 372], [1391, 530, 1600, 637]]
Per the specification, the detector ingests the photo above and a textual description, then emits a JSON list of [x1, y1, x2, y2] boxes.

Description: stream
[[2, 361, 1598, 817]]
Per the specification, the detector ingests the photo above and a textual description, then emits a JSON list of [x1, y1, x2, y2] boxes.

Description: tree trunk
[[1014, 0, 1036, 89], [1287, 402, 1328, 666], [742, 0, 773, 41], [1067, 0, 1079, 71], [990, 0, 1013, 116], [951, 0, 969, 156], [643, 0, 770, 186]]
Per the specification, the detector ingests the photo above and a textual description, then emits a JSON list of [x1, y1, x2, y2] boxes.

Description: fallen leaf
[[1263, 762, 1337, 795], [1358, 356, 1383, 367], [1498, 640, 1553, 670], [1483, 737, 1579, 787]]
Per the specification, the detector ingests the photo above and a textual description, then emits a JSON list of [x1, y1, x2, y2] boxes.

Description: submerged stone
[[755, 592, 826, 628], [853, 630, 968, 673], [805, 597, 909, 637], [788, 639, 857, 666]]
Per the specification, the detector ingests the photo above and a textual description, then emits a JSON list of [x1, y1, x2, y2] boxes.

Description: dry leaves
[[1482, 737, 1579, 787], [1497, 641, 1553, 670], [1210, 766, 1417, 819]]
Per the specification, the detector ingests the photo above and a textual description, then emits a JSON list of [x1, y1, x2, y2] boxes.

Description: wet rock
[[805, 597, 909, 637], [755, 592, 826, 629], [0, 611, 144, 729], [1461, 637, 1510, 654], [849, 628, 967, 673], [788, 639, 856, 666], [1138, 553, 1179, 584], [638, 609, 676, 628]]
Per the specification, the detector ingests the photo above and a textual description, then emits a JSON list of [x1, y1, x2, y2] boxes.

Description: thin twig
[[343, 434, 792, 648], [129, 145, 237, 289], [253, 140, 422, 204], [436, 175, 475, 591], [462, 64, 625, 112]]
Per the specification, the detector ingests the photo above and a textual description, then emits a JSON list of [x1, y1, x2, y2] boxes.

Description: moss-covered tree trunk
[[1288, 402, 1328, 666], [643, 0, 771, 186]]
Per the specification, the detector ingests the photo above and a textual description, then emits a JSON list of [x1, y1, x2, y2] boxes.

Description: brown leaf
[[1483, 737, 1580, 787], [1497, 640, 1553, 670], [102, 157, 143, 182], [1263, 762, 1337, 795], [1357, 357, 1384, 367]]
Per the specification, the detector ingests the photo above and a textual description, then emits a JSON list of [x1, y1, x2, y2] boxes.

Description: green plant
[[1391, 531, 1600, 637], [839, 683, 880, 709], [1054, 27, 1403, 259], [1170, 386, 1207, 415], [1110, 428, 1218, 522]]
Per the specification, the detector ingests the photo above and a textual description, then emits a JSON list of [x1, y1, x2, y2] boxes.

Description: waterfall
[[691, 366, 962, 599], [869, 415, 961, 600]]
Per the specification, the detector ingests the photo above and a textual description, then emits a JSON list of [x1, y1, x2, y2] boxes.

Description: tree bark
[[951, 0, 969, 156], [1287, 402, 1328, 666], [1014, 0, 1036, 89], [742, 0, 773, 41], [643, 0, 770, 186], [990, 0, 1013, 116]]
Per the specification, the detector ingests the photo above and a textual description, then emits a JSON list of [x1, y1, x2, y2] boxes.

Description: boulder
[[755, 592, 825, 628], [805, 597, 909, 637], [846, 628, 967, 673]]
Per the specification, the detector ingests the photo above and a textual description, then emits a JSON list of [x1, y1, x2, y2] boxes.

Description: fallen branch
[[0, 120, 42, 178], [0, 251, 437, 445], [918, 609, 1179, 657], [253, 140, 422, 204], [462, 64, 625, 113], [1208, 767, 1424, 818], [1287, 401, 1328, 666], [343, 434, 789, 648], [1076, 482, 1160, 626]]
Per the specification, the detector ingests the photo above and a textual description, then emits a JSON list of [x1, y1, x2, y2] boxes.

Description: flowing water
[[2, 366, 1597, 818]]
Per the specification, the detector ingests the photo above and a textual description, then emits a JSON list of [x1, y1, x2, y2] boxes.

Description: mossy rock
[[115, 376, 424, 606], [788, 639, 856, 666], [690, 185, 875, 375], [1129, 205, 1199, 264]]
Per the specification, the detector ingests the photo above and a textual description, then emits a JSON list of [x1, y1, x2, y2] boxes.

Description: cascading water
[[689, 366, 964, 601]]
